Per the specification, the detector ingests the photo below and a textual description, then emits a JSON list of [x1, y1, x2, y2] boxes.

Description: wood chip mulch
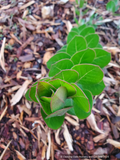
[[0, 0, 120, 159]]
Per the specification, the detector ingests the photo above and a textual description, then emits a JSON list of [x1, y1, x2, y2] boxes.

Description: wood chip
[[87, 113, 104, 134], [93, 132, 108, 142], [0, 37, 6, 72], [64, 20, 72, 32], [42, 5, 54, 19], [43, 51, 54, 65], [107, 139, 120, 149], [11, 79, 32, 106], [19, 54, 35, 62], [10, 33, 22, 45], [20, 1, 35, 10], [0, 4, 11, 10], [15, 150, 26, 160], [63, 123, 73, 151], [0, 140, 12, 160], [65, 116, 79, 126], [46, 130, 51, 160], [0, 106, 8, 121], [55, 129, 60, 145]]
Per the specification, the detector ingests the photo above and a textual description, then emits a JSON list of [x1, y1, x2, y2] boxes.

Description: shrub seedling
[[25, 25, 111, 130]]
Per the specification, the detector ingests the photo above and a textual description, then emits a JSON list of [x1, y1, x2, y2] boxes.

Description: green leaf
[[78, 24, 86, 33], [67, 107, 76, 115], [39, 100, 52, 115], [40, 96, 51, 103], [71, 48, 95, 65], [65, 99, 76, 115], [52, 70, 79, 83], [78, 80, 105, 95], [92, 49, 111, 68], [29, 85, 38, 103], [71, 83, 90, 113], [67, 36, 87, 56], [25, 89, 33, 101], [47, 53, 70, 69], [49, 79, 76, 97], [79, 0, 84, 8], [71, 27, 79, 33], [73, 89, 93, 119], [80, 26, 95, 36], [37, 81, 56, 99], [67, 31, 78, 43], [83, 89, 93, 109], [106, 1, 116, 12], [72, 64, 104, 85], [75, 7, 80, 16], [85, 33, 99, 48], [62, 45, 67, 49], [65, 98, 73, 107], [41, 108, 65, 130], [46, 107, 72, 119], [75, 0, 79, 4], [48, 59, 73, 77], [50, 86, 67, 112]]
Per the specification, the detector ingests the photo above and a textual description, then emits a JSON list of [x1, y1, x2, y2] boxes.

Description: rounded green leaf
[[71, 83, 90, 113], [71, 27, 79, 33], [73, 88, 93, 119], [25, 89, 33, 101], [39, 100, 52, 115], [46, 107, 72, 119], [41, 108, 65, 130], [71, 48, 95, 65], [47, 53, 70, 69], [29, 85, 38, 103], [106, 1, 116, 12], [49, 79, 76, 97], [72, 64, 104, 85], [92, 49, 111, 68], [48, 59, 73, 77], [78, 80, 105, 95], [52, 69, 79, 83], [50, 86, 67, 112], [78, 24, 86, 33], [67, 36, 87, 56], [67, 31, 78, 43], [80, 26, 95, 36], [85, 33, 99, 48]]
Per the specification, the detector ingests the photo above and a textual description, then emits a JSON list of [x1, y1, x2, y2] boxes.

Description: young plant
[[106, 0, 119, 13], [25, 25, 111, 130]]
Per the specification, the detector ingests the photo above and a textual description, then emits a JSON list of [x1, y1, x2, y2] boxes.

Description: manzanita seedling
[[25, 25, 111, 130]]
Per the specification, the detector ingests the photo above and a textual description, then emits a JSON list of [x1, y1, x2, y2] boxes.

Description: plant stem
[[78, 8, 82, 25]]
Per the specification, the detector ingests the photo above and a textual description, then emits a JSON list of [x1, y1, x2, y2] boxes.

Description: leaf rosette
[[25, 25, 111, 130], [25, 78, 92, 129]]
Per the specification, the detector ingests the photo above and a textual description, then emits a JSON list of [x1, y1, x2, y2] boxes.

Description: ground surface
[[0, 0, 120, 160]]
